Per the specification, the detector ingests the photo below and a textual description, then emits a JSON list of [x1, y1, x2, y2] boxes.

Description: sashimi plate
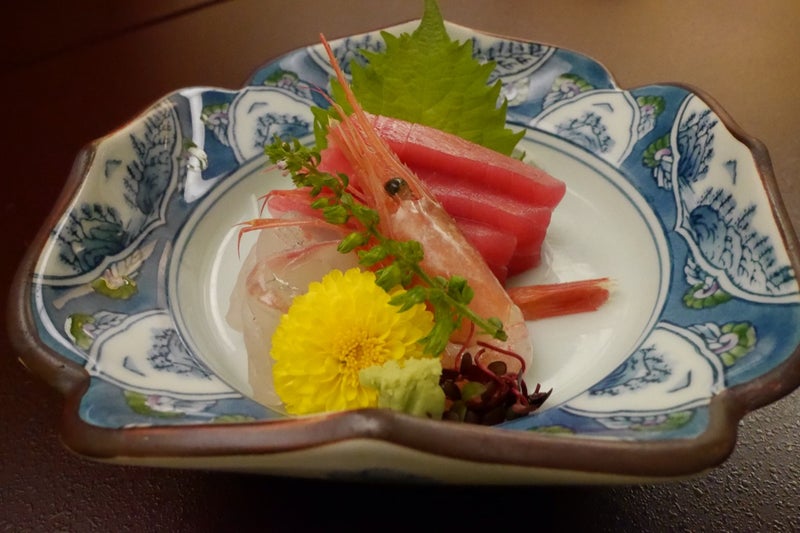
[[10, 19, 800, 484]]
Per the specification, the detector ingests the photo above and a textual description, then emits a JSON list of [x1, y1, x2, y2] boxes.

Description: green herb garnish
[[317, 0, 524, 156]]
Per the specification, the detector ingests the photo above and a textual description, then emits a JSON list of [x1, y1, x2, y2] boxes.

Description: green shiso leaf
[[320, 0, 523, 156]]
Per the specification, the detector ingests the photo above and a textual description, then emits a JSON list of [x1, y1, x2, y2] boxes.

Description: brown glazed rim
[[8, 27, 800, 480]]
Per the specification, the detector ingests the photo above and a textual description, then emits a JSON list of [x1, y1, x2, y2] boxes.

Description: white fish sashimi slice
[[226, 222, 359, 408]]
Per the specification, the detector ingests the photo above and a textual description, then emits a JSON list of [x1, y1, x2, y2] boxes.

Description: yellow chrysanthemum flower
[[270, 268, 435, 415]]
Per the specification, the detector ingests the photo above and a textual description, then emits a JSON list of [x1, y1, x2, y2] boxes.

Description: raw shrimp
[[317, 35, 532, 374]]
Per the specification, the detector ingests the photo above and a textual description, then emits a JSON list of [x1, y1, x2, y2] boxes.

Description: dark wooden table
[[3, 1, 799, 530]]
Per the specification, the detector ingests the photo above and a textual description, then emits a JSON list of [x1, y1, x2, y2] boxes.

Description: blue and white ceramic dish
[[11, 20, 800, 484]]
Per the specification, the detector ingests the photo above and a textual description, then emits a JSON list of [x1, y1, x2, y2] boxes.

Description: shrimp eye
[[384, 177, 407, 196]]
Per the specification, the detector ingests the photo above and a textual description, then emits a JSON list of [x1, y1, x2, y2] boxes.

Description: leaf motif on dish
[[635, 95, 666, 137], [642, 133, 674, 190], [676, 108, 717, 185], [627, 410, 694, 432], [55, 203, 130, 275], [200, 103, 231, 147], [65, 310, 128, 353], [559, 112, 614, 153], [307, 33, 386, 77], [124, 104, 180, 216], [39, 102, 181, 285], [672, 97, 799, 302], [682, 256, 733, 309], [586, 410, 696, 432], [682, 280, 733, 309], [564, 323, 725, 417], [86, 310, 238, 399], [470, 38, 555, 107], [688, 321, 757, 367], [530, 90, 640, 165], [586, 344, 673, 397], [124, 391, 217, 418], [180, 141, 209, 175], [51, 239, 158, 310], [261, 68, 315, 101], [472, 38, 555, 85], [542, 73, 594, 109], [228, 87, 316, 162], [148, 328, 214, 380], [683, 192, 790, 295]]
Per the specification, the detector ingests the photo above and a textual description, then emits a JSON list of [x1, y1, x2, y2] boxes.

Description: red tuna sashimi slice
[[369, 114, 566, 209], [318, 143, 550, 273], [454, 217, 516, 284], [421, 169, 550, 257], [507, 252, 541, 276], [316, 114, 565, 280], [266, 184, 519, 280]]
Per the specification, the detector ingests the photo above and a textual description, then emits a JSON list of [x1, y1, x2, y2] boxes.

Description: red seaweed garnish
[[440, 343, 552, 425]]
